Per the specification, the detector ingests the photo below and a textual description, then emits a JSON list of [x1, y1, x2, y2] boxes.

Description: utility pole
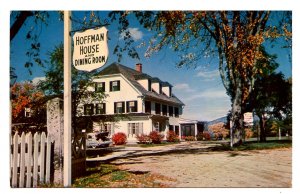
[[64, 10, 72, 187]]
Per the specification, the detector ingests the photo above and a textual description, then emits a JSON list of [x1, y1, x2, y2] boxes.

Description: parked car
[[86, 132, 112, 148]]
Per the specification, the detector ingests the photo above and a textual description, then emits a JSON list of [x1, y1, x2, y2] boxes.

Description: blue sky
[[10, 11, 292, 121]]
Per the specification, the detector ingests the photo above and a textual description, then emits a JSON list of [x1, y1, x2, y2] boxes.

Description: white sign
[[73, 27, 109, 72], [243, 112, 253, 126]]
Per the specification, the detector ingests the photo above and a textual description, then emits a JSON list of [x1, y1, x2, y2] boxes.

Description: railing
[[10, 132, 54, 188]]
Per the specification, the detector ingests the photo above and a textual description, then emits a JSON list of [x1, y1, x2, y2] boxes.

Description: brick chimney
[[135, 63, 142, 73]]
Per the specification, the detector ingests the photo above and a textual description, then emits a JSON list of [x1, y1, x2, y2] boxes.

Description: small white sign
[[73, 27, 109, 72], [244, 112, 253, 126]]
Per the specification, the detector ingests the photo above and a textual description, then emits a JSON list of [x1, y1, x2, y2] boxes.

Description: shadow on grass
[[86, 139, 292, 164]]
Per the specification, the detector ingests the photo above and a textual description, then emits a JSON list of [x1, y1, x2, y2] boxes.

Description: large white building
[[78, 62, 185, 142]]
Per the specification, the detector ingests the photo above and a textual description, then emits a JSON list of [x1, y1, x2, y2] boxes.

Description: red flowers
[[112, 132, 127, 145]]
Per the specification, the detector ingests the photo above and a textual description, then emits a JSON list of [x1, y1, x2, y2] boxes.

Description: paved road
[[87, 142, 292, 188]]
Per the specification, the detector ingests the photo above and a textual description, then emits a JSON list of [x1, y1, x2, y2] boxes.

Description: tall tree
[[38, 43, 107, 133], [250, 72, 292, 142], [109, 11, 291, 145]]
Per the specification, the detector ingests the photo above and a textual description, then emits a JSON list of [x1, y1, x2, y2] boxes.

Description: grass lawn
[[212, 139, 292, 151], [72, 164, 175, 188]]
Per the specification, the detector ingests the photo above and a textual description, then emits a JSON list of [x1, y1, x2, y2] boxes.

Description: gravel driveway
[[109, 142, 292, 188]]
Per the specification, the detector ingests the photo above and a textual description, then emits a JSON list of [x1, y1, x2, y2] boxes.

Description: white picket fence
[[10, 132, 54, 188]]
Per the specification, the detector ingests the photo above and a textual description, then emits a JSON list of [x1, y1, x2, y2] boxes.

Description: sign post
[[63, 10, 72, 187]]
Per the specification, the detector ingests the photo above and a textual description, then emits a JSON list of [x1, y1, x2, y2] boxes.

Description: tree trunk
[[259, 114, 267, 142], [10, 11, 34, 41], [231, 79, 244, 146]]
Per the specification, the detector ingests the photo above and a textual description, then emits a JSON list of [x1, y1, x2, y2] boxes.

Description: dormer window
[[110, 80, 120, 91], [162, 82, 172, 97]]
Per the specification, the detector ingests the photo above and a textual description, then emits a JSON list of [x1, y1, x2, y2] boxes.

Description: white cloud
[[31, 76, 45, 85], [173, 83, 195, 92], [196, 69, 219, 81], [119, 28, 143, 41], [185, 88, 228, 102]]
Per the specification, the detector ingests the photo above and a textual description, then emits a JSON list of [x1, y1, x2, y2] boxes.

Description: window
[[110, 80, 120, 91], [114, 102, 125, 113], [155, 103, 161, 115], [99, 123, 113, 136], [95, 103, 106, 114], [126, 101, 138, 113], [175, 126, 179, 135], [128, 123, 143, 138], [174, 107, 179, 117], [24, 108, 31, 117], [154, 122, 164, 132], [169, 106, 174, 117], [162, 104, 167, 116], [169, 125, 174, 131], [95, 82, 105, 92], [145, 101, 151, 113], [84, 104, 94, 115]]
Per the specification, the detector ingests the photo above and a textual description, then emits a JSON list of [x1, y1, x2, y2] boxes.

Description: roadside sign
[[244, 112, 253, 126], [73, 27, 109, 72]]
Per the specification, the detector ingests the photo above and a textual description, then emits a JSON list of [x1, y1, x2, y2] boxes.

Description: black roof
[[96, 63, 184, 106]]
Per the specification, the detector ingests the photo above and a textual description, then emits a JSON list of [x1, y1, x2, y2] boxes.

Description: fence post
[[47, 97, 64, 184], [45, 135, 51, 184], [11, 133, 19, 187], [26, 133, 32, 187], [19, 133, 26, 187], [33, 133, 39, 187], [40, 132, 46, 183]]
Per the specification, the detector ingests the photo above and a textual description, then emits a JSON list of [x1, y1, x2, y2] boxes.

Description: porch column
[[179, 125, 182, 140], [195, 123, 198, 137]]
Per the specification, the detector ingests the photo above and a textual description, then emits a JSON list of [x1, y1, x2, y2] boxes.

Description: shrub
[[149, 131, 164, 144], [203, 131, 211, 141], [166, 131, 179, 142], [245, 128, 254, 139], [185, 136, 196, 141], [196, 133, 204, 141], [209, 122, 229, 140], [136, 133, 151, 144], [112, 132, 127, 145]]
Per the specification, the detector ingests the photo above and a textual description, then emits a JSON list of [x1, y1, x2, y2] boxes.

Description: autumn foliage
[[11, 82, 44, 121], [208, 122, 229, 140]]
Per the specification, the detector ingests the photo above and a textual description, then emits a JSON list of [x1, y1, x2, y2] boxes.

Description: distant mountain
[[207, 116, 227, 126]]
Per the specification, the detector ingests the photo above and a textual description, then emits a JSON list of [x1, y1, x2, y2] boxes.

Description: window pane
[[155, 103, 161, 115], [95, 82, 105, 92], [111, 81, 120, 91]]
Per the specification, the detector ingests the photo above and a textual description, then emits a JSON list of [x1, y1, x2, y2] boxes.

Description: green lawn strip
[[212, 140, 292, 151]]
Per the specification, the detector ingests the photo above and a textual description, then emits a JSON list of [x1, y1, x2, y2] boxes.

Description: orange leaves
[[10, 82, 44, 119]]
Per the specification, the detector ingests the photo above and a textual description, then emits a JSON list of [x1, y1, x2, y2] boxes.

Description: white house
[[78, 63, 185, 142]]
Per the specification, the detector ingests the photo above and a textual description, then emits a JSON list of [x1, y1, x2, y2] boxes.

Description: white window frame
[[128, 123, 143, 138]]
